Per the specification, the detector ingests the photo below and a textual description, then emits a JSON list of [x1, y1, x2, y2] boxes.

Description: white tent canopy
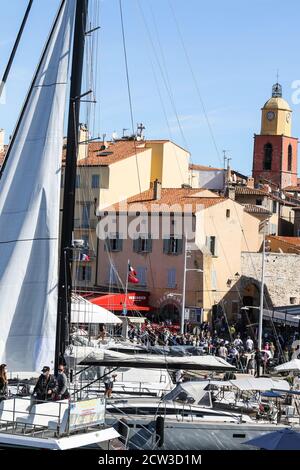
[[229, 377, 290, 392], [275, 359, 300, 373], [71, 295, 122, 325], [79, 349, 236, 371]]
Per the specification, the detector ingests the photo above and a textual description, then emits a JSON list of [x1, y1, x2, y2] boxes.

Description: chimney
[[227, 186, 236, 200], [247, 177, 254, 188], [78, 124, 89, 161], [0, 129, 4, 153], [153, 179, 162, 200]]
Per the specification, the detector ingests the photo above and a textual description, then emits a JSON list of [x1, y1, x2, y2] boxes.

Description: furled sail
[[0, 0, 75, 372]]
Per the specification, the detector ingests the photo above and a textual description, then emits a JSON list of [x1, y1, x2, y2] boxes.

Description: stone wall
[[241, 252, 300, 306]]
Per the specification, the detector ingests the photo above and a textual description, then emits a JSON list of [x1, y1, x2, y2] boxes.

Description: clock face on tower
[[286, 113, 291, 123], [267, 111, 275, 121]]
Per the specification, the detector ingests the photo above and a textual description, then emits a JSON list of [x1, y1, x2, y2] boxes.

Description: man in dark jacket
[[55, 365, 69, 400], [33, 366, 57, 402]]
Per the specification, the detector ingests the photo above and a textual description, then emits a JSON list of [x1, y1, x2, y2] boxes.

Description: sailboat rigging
[[0, 0, 86, 373], [0, 0, 33, 102], [56, 0, 88, 372]]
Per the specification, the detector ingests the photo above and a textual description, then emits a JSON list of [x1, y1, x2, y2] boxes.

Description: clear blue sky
[[1, 0, 300, 176]]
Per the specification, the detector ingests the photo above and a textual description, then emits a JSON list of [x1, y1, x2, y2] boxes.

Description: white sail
[[0, 0, 75, 372]]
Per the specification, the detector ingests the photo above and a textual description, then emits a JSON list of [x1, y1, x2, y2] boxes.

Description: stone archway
[[158, 301, 180, 323], [240, 277, 261, 326]]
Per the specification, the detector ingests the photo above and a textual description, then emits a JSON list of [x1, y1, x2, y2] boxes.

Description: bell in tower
[[272, 82, 282, 98]]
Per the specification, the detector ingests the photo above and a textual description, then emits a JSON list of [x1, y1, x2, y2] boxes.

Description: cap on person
[[41, 366, 50, 372]]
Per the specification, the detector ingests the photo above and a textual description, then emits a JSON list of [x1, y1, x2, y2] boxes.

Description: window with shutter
[[108, 265, 118, 285], [163, 237, 183, 255], [163, 238, 170, 254], [92, 174, 100, 188], [211, 270, 217, 291], [133, 238, 140, 253], [136, 267, 147, 286], [77, 266, 92, 282], [167, 268, 176, 288], [176, 238, 183, 255], [106, 233, 122, 252], [206, 236, 218, 256]]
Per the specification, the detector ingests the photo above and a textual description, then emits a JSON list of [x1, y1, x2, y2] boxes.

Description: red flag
[[128, 263, 139, 284]]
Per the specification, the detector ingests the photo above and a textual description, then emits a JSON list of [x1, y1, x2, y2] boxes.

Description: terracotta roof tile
[[235, 186, 270, 196], [100, 187, 226, 214], [243, 204, 271, 215], [63, 140, 149, 167], [268, 236, 300, 247], [189, 163, 223, 171]]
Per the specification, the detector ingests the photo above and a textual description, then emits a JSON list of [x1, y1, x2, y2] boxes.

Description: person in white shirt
[[246, 336, 254, 352], [218, 345, 228, 359], [103, 367, 116, 398]]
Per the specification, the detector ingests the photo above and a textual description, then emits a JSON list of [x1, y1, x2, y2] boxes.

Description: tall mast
[[55, 0, 88, 370]]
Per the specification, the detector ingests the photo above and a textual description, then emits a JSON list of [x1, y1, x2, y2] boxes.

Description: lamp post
[[180, 235, 203, 335], [258, 234, 266, 351]]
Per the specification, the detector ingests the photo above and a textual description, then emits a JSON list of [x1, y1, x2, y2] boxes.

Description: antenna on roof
[[122, 128, 129, 138], [136, 122, 145, 141], [100, 133, 107, 150], [223, 149, 229, 169]]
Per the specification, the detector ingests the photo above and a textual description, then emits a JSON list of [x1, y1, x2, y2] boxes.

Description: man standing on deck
[[32, 366, 57, 402], [55, 365, 69, 400]]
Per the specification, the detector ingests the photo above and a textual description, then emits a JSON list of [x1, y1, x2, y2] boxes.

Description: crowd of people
[[127, 318, 300, 375]]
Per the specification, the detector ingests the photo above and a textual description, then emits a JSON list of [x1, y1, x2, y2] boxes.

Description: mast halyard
[[0, 0, 33, 101], [56, 0, 89, 371]]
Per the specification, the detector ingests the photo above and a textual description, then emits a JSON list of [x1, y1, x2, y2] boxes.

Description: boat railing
[[0, 397, 67, 437], [107, 401, 160, 450]]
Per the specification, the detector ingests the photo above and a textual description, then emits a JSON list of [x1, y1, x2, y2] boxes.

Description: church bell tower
[[252, 83, 298, 189]]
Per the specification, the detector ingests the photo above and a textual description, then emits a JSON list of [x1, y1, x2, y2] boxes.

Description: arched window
[[263, 143, 273, 170], [288, 144, 292, 172]]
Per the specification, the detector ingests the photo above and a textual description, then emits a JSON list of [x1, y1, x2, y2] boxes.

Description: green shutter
[[133, 238, 139, 253], [163, 238, 170, 254], [117, 237, 123, 251], [147, 234, 152, 253], [177, 238, 183, 255]]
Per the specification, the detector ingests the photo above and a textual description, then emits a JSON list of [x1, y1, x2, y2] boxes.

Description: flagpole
[[124, 259, 129, 316], [121, 259, 130, 340]]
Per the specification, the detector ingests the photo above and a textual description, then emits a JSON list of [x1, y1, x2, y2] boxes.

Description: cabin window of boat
[[226, 209, 230, 218]]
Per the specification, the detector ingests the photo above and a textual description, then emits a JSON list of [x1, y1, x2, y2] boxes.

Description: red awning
[[91, 293, 150, 312]]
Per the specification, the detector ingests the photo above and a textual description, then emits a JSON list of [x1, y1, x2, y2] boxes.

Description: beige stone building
[[94, 186, 263, 323], [63, 132, 190, 287]]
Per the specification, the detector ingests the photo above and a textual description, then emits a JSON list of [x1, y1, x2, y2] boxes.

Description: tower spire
[[272, 76, 282, 98]]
